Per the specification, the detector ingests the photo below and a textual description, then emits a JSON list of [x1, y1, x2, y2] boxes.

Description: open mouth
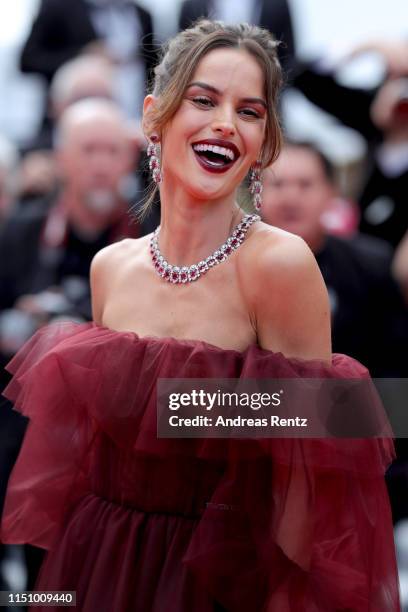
[[191, 141, 239, 174]]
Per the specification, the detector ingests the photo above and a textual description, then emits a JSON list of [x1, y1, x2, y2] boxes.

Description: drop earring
[[147, 134, 162, 184], [249, 160, 263, 211]]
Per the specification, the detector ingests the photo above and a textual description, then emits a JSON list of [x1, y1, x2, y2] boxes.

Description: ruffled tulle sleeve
[[182, 348, 400, 611], [0, 323, 400, 610], [0, 322, 98, 549]]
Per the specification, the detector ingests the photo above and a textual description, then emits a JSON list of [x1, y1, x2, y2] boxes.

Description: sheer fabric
[[0, 322, 400, 611]]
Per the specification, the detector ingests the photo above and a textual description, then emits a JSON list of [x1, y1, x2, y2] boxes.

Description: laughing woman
[[1, 20, 400, 611]]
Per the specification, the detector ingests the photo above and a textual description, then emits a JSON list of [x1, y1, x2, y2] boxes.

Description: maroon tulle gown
[[0, 322, 401, 611]]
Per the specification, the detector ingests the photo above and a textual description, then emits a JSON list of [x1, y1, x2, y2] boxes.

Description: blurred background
[[1, 0, 407, 145], [0, 0, 407, 609]]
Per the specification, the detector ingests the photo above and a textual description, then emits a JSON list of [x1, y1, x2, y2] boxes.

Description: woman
[[1, 21, 400, 611]]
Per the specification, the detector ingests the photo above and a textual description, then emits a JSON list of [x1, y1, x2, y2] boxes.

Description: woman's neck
[[157, 182, 242, 267]]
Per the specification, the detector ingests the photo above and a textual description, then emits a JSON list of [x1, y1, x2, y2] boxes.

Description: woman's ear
[[142, 94, 158, 138]]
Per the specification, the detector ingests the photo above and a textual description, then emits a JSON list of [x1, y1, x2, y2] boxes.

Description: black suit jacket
[[315, 233, 408, 376], [293, 65, 408, 247], [178, 0, 295, 74], [20, 0, 157, 84], [0, 196, 157, 314]]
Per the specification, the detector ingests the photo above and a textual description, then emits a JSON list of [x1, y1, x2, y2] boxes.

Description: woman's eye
[[192, 96, 214, 107], [239, 108, 261, 118]]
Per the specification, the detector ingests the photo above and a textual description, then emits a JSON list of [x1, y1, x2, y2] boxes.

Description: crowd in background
[[0, 0, 407, 607]]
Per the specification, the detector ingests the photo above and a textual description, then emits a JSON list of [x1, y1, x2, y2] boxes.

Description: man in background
[[293, 40, 408, 248], [26, 54, 116, 153], [261, 140, 408, 524], [19, 54, 149, 214], [262, 140, 407, 377], [0, 98, 148, 592], [0, 98, 142, 335], [19, 55, 119, 200]]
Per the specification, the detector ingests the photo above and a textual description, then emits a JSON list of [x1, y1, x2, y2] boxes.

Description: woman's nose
[[211, 107, 236, 137]]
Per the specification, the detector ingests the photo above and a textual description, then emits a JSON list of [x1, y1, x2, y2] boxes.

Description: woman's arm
[[90, 245, 114, 325]]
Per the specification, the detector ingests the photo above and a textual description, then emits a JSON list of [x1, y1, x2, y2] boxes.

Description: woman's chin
[[186, 182, 231, 203], [164, 164, 238, 202]]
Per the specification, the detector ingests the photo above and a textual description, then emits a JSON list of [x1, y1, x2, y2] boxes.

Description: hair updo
[[141, 19, 283, 214]]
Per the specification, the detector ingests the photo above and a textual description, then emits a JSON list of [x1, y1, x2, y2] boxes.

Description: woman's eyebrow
[[188, 81, 220, 94], [241, 97, 267, 109], [188, 81, 266, 108]]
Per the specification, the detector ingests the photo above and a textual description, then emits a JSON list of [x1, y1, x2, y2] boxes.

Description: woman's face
[[157, 47, 267, 202]]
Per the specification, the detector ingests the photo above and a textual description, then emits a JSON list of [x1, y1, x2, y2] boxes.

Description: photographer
[[0, 97, 143, 593], [0, 97, 142, 354], [293, 39, 408, 249]]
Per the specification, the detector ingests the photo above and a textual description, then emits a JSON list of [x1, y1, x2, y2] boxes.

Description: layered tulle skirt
[[0, 323, 400, 610]]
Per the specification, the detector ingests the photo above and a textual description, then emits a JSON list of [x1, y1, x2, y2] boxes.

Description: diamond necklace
[[150, 213, 260, 284]]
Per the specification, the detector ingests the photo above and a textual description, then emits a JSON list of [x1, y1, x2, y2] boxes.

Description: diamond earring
[[249, 160, 263, 211], [147, 134, 162, 184]]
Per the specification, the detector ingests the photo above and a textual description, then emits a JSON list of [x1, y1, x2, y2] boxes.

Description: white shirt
[[212, 0, 261, 25], [86, 0, 145, 118]]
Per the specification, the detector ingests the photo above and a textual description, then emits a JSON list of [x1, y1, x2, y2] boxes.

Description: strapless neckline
[[1, 319, 399, 611], [93, 322, 335, 368], [95, 322, 258, 356]]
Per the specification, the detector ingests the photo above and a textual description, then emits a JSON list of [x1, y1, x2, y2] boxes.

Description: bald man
[[25, 55, 116, 153], [0, 98, 149, 591], [0, 98, 143, 335]]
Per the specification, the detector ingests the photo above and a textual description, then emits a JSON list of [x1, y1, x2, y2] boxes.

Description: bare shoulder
[[237, 222, 332, 362], [90, 235, 150, 324], [237, 222, 319, 295], [91, 236, 150, 274]]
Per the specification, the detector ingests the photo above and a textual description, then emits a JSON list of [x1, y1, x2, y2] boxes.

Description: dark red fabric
[[0, 322, 400, 611]]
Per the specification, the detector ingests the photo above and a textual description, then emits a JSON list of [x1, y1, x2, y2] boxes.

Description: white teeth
[[193, 143, 235, 161]]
